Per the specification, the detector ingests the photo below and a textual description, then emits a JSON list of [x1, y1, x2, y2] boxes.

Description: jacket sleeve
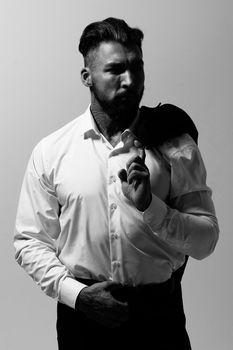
[[141, 134, 219, 260], [14, 141, 86, 309]]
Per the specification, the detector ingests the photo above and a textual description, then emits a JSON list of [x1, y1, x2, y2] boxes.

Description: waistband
[[76, 277, 176, 301]]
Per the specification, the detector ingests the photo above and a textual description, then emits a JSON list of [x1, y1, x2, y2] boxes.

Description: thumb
[[138, 147, 146, 163], [118, 169, 127, 182], [133, 140, 146, 163]]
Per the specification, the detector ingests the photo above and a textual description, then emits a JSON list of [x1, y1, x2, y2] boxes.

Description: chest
[[53, 139, 171, 205]]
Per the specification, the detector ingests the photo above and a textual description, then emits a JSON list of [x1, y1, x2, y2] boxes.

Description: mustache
[[116, 91, 137, 99]]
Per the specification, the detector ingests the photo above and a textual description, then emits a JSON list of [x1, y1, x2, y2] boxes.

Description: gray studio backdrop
[[1, 1, 232, 349]]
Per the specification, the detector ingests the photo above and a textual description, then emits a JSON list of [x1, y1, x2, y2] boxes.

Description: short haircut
[[78, 17, 144, 64]]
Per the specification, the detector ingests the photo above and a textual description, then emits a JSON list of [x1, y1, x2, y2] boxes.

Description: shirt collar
[[78, 105, 101, 139], [79, 104, 141, 143]]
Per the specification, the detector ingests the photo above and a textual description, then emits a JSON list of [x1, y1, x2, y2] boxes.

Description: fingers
[[96, 282, 129, 327], [79, 281, 129, 328], [127, 168, 149, 185], [118, 154, 149, 186], [117, 139, 146, 185], [126, 154, 142, 170], [133, 140, 146, 162], [126, 153, 148, 174], [133, 139, 143, 148], [118, 168, 127, 182]]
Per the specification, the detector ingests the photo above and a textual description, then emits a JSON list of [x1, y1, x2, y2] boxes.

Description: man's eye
[[110, 68, 123, 74]]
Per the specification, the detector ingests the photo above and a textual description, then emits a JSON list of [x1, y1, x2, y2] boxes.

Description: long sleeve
[[14, 141, 86, 309], [141, 134, 219, 260]]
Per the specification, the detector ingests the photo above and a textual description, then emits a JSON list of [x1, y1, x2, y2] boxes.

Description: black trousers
[[57, 278, 191, 350]]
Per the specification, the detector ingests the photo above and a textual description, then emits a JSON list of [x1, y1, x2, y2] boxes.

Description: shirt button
[[109, 175, 116, 184], [111, 233, 119, 240], [112, 261, 121, 268], [110, 203, 117, 211]]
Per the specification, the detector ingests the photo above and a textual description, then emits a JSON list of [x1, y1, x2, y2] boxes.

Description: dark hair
[[78, 17, 144, 59]]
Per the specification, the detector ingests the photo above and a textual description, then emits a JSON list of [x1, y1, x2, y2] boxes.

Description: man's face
[[87, 41, 145, 117]]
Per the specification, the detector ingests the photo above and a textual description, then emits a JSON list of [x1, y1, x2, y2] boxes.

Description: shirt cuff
[[141, 193, 168, 229], [58, 277, 87, 309]]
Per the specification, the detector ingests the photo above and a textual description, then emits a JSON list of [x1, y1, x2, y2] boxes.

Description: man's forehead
[[93, 41, 142, 63]]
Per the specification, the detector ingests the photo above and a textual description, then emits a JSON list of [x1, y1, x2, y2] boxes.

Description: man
[[14, 17, 219, 349]]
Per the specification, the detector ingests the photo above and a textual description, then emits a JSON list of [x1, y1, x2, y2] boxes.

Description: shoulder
[[158, 132, 197, 159], [157, 104, 198, 143], [41, 112, 86, 149], [31, 111, 87, 170], [158, 133, 209, 198], [138, 103, 198, 147]]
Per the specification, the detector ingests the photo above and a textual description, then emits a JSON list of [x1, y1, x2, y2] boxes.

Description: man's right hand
[[75, 281, 129, 328]]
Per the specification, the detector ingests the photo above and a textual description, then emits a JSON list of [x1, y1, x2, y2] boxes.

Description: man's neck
[[90, 97, 138, 147]]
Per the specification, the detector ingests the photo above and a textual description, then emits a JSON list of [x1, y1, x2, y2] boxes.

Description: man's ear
[[81, 67, 92, 87]]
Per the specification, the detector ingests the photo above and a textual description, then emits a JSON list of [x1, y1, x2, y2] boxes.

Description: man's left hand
[[118, 141, 152, 212]]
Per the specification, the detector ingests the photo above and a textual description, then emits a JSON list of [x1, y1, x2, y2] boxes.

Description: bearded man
[[14, 17, 219, 349]]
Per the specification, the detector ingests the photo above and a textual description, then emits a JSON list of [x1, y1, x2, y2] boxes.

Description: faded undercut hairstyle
[[78, 17, 144, 66]]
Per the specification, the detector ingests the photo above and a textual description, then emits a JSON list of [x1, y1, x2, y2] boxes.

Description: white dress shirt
[[14, 106, 219, 309]]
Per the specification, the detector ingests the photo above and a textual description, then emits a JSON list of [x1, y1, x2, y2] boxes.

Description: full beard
[[91, 86, 144, 129]]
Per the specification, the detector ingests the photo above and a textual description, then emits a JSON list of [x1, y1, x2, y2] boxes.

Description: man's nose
[[121, 70, 133, 88]]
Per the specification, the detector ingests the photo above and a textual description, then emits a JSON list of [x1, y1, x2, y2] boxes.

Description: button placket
[[107, 156, 123, 282], [111, 260, 122, 281], [112, 260, 121, 268], [111, 233, 119, 240], [110, 202, 117, 212], [109, 175, 116, 184]]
